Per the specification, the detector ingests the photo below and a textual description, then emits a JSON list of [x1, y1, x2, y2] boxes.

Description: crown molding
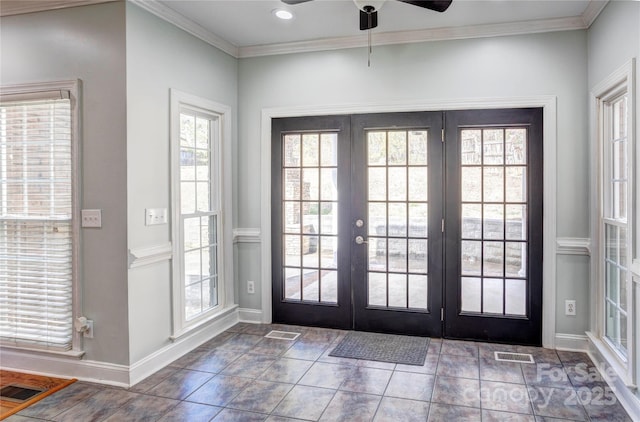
[[581, 0, 609, 27], [0, 0, 115, 17], [2, 0, 607, 59], [129, 0, 238, 58], [238, 15, 588, 58]]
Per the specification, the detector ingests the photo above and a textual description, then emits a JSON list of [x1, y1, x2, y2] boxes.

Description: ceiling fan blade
[[395, 0, 452, 13], [281, 0, 314, 4], [360, 9, 378, 30]]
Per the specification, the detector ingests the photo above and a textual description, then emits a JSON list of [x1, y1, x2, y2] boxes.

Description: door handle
[[355, 235, 368, 245]]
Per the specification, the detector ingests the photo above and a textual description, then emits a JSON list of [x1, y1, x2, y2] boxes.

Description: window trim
[[0, 79, 82, 353], [170, 89, 233, 339], [591, 59, 635, 384]]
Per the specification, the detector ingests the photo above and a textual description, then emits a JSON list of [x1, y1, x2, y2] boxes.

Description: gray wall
[[0, 2, 130, 364], [587, 0, 640, 394], [238, 30, 591, 333], [125, 3, 238, 363]]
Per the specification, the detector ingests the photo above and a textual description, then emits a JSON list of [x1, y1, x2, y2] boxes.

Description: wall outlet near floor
[[83, 320, 94, 338], [565, 300, 576, 316], [247, 280, 255, 294]]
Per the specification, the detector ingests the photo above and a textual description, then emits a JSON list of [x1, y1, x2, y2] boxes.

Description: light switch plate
[[81, 209, 102, 228], [145, 208, 167, 226]]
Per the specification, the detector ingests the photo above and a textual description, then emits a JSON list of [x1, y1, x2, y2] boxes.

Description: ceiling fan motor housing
[[354, 0, 386, 12]]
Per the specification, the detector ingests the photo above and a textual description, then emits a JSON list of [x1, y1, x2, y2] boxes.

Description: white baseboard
[[238, 308, 263, 323], [0, 305, 241, 388], [586, 332, 640, 421], [554, 333, 590, 351], [0, 349, 130, 388], [129, 305, 239, 386]]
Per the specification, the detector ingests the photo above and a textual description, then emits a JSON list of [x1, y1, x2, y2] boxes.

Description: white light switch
[[81, 209, 102, 228], [145, 208, 167, 226]]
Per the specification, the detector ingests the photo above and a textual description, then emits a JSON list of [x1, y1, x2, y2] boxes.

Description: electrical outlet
[[84, 320, 94, 338], [565, 300, 576, 316], [247, 280, 255, 294], [81, 209, 102, 228]]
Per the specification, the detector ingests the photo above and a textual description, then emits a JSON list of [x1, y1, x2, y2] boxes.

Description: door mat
[[0, 369, 76, 420], [329, 331, 429, 366]]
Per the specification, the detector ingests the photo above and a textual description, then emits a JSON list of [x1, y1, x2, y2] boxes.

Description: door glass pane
[[483, 204, 504, 240], [284, 134, 301, 166], [369, 238, 387, 272], [408, 239, 428, 273], [462, 204, 481, 239], [368, 272, 387, 307], [368, 131, 386, 165], [408, 203, 428, 237], [483, 129, 504, 165], [320, 270, 338, 304], [285, 268, 301, 300], [483, 278, 503, 314], [505, 279, 526, 315], [388, 131, 407, 165], [388, 273, 408, 308], [366, 128, 428, 311], [461, 277, 481, 313], [320, 133, 337, 166], [369, 203, 387, 236], [461, 167, 481, 202], [281, 131, 339, 305], [461, 130, 481, 165], [368, 167, 386, 200], [302, 134, 319, 167], [483, 167, 504, 202], [408, 131, 428, 165], [388, 203, 407, 236], [302, 270, 319, 301], [409, 275, 428, 309], [506, 242, 527, 278], [460, 125, 530, 317], [505, 129, 526, 164], [506, 167, 526, 202], [408, 167, 428, 201], [506, 205, 527, 241], [388, 167, 406, 201], [461, 240, 481, 276], [388, 239, 407, 272]]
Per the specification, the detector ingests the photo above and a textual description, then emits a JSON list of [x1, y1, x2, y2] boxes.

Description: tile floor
[[8, 323, 633, 421]]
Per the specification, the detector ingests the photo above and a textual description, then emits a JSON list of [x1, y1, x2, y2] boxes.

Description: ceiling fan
[[281, 0, 453, 31]]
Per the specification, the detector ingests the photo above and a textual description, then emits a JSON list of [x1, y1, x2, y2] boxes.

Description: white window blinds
[[0, 95, 74, 351]]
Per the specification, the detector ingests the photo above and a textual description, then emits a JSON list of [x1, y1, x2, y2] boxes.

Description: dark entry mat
[[329, 331, 429, 366]]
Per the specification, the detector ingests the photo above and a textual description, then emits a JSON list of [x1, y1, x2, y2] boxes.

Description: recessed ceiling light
[[273, 9, 294, 20]]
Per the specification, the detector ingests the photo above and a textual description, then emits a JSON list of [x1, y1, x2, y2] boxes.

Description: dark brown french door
[[272, 108, 543, 345]]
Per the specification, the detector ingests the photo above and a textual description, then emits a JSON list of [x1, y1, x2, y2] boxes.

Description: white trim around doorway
[[260, 96, 558, 348]]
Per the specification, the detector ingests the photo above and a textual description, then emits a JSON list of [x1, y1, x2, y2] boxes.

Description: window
[[602, 93, 630, 357], [171, 90, 230, 337], [593, 60, 635, 370], [0, 82, 79, 352]]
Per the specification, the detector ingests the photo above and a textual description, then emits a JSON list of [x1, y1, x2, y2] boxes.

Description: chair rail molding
[[128, 242, 172, 269], [233, 228, 261, 244], [556, 237, 591, 256]]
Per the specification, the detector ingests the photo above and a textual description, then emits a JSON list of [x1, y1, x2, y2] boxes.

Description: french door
[[272, 109, 543, 344]]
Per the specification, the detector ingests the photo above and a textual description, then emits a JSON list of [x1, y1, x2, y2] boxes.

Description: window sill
[[170, 303, 238, 342], [586, 331, 633, 388], [0, 344, 85, 360]]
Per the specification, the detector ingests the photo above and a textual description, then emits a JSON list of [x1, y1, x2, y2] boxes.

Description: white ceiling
[[140, 0, 608, 57], [0, 0, 609, 57]]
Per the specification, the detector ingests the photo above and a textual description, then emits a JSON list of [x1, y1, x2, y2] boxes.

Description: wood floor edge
[[0, 378, 77, 421]]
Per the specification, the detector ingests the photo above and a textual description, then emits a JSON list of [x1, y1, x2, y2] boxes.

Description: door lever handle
[[355, 236, 368, 245]]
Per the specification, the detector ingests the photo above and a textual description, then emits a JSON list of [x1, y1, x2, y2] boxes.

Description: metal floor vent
[[0, 384, 45, 403], [265, 330, 301, 341], [494, 351, 535, 364]]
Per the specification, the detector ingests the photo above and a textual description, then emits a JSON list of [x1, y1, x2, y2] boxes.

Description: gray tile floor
[[9, 323, 633, 421]]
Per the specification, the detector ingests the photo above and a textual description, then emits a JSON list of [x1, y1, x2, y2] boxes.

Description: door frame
[[258, 96, 558, 348]]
